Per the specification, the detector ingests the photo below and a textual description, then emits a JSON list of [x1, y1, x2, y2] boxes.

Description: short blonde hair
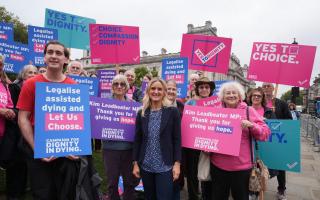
[[218, 81, 245, 102]]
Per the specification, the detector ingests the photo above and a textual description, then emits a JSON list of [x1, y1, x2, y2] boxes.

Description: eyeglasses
[[113, 82, 126, 88], [199, 85, 210, 90], [252, 94, 262, 98]]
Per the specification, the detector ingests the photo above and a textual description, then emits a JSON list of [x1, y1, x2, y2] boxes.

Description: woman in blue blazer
[[133, 78, 181, 200]]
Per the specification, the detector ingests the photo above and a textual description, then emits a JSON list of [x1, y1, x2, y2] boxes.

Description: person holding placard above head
[[102, 74, 139, 200], [124, 69, 143, 102], [210, 82, 270, 200], [17, 41, 79, 200], [185, 76, 215, 200], [262, 82, 292, 200], [133, 78, 181, 200]]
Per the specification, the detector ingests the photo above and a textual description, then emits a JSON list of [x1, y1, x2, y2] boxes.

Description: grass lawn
[[0, 152, 107, 199]]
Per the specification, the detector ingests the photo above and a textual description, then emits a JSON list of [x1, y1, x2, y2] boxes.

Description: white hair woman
[[133, 78, 181, 200], [102, 74, 138, 200], [211, 81, 270, 200]]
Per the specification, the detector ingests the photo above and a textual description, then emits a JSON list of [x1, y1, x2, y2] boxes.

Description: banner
[[213, 80, 230, 96], [90, 24, 140, 64], [44, 8, 96, 49], [90, 97, 141, 141], [161, 57, 188, 98], [247, 42, 317, 88], [181, 105, 243, 156], [0, 22, 14, 41], [69, 75, 99, 96], [196, 96, 220, 107], [180, 34, 232, 74], [0, 41, 30, 73], [28, 25, 58, 66], [34, 82, 92, 158], [257, 120, 301, 172], [97, 69, 116, 98]]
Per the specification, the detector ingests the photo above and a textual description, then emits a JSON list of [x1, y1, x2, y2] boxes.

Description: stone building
[[302, 74, 320, 114], [80, 21, 255, 91]]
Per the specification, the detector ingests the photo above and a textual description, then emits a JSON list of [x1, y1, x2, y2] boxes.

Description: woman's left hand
[[172, 162, 180, 181], [241, 120, 253, 129]]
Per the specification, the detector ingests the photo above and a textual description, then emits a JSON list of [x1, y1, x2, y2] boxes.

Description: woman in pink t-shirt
[[210, 82, 270, 200], [0, 55, 15, 137]]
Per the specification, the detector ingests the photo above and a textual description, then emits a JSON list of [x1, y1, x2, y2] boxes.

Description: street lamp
[[291, 38, 299, 104]]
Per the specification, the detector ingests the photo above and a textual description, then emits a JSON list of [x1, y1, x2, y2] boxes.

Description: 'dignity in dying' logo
[[192, 40, 225, 67]]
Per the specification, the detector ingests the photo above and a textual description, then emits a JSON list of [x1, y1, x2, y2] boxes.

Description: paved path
[[181, 129, 320, 200]]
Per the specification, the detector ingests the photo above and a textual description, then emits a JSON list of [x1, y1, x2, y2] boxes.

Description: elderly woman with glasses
[[102, 74, 139, 200], [210, 82, 270, 200]]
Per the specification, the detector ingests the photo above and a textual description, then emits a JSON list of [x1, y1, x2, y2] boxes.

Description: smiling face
[[24, 66, 38, 80], [112, 80, 127, 97], [167, 81, 177, 102], [198, 83, 211, 98], [223, 87, 240, 108], [251, 91, 263, 106], [148, 81, 165, 103], [44, 44, 68, 71], [125, 71, 135, 86], [68, 61, 82, 75]]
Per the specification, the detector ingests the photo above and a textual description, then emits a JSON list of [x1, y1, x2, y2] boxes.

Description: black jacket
[[133, 106, 181, 165]]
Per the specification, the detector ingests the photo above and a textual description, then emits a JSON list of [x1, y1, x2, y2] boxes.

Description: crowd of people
[[0, 40, 297, 200]]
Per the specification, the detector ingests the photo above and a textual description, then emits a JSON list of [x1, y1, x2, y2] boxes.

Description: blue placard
[[0, 22, 14, 42], [44, 8, 96, 50], [161, 57, 188, 98], [213, 80, 229, 96], [34, 82, 92, 158], [257, 120, 301, 172], [68, 75, 99, 96], [0, 41, 30, 73], [28, 25, 58, 66]]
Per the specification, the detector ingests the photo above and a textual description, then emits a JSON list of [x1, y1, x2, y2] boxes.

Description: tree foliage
[[134, 66, 149, 87], [280, 89, 303, 105], [0, 6, 28, 44]]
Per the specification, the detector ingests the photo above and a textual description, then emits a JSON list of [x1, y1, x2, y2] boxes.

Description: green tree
[[280, 89, 303, 105], [134, 66, 149, 87], [0, 6, 28, 44], [150, 67, 158, 78]]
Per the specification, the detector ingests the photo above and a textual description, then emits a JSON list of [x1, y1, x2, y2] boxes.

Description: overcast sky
[[2, 0, 320, 97]]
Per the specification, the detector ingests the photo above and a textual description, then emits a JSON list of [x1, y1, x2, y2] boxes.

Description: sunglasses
[[113, 82, 126, 88], [252, 94, 262, 98]]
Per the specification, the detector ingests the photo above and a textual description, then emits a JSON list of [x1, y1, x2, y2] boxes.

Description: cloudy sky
[[2, 0, 319, 97]]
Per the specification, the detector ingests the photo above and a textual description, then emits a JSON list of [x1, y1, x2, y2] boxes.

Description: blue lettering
[[215, 125, 233, 134]]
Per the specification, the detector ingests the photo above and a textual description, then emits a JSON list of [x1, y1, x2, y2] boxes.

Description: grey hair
[[124, 69, 135, 77], [217, 81, 245, 102], [111, 74, 130, 91]]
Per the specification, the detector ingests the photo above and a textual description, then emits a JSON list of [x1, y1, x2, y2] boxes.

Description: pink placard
[[181, 105, 244, 156], [247, 42, 317, 88], [45, 113, 84, 131], [90, 24, 140, 64], [180, 34, 232, 74], [196, 96, 221, 107]]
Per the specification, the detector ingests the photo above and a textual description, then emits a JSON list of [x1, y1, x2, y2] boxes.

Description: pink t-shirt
[[210, 102, 270, 171], [0, 83, 13, 137], [255, 106, 265, 117], [267, 99, 273, 109]]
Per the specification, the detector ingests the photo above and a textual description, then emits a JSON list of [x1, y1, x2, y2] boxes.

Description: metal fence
[[301, 114, 320, 151]]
